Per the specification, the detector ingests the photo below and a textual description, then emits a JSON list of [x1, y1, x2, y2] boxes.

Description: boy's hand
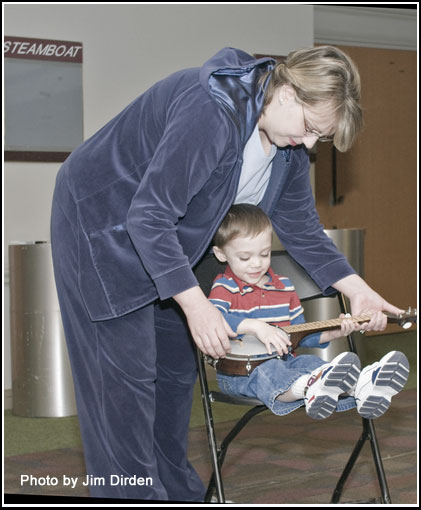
[[246, 320, 291, 356], [323, 313, 362, 342]]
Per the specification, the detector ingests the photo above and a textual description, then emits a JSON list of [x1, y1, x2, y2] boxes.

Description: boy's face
[[213, 228, 272, 286]]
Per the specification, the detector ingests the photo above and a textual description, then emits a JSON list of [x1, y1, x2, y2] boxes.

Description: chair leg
[[218, 405, 267, 467], [196, 347, 269, 502], [331, 294, 392, 503], [205, 402, 267, 501], [367, 419, 392, 503], [337, 293, 358, 353], [196, 349, 225, 503], [330, 420, 369, 503], [331, 418, 391, 503]]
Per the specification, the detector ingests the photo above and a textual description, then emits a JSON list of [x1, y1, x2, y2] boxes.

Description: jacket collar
[[200, 47, 275, 145]]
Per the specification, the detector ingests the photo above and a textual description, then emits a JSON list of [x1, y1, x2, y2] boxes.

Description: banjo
[[211, 308, 417, 376]]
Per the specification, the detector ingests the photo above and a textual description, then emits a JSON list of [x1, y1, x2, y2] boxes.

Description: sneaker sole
[[307, 352, 361, 420], [357, 351, 409, 419]]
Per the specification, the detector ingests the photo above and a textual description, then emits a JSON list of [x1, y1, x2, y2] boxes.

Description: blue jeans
[[216, 354, 356, 416]]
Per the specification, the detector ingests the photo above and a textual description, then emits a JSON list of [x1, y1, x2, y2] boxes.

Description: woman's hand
[[173, 286, 236, 358], [239, 319, 291, 355], [333, 274, 404, 332]]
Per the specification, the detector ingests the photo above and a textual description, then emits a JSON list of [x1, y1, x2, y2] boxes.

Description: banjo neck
[[283, 314, 372, 336], [282, 309, 417, 350]]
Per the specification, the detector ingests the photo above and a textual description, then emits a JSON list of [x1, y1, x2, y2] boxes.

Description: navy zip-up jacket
[[57, 47, 355, 321]]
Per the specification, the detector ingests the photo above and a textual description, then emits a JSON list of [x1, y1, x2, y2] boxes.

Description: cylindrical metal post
[[9, 241, 77, 417], [299, 229, 365, 361]]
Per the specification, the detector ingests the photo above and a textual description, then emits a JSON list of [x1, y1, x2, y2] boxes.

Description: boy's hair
[[213, 204, 272, 248]]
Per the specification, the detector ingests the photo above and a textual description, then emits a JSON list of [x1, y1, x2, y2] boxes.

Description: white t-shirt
[[234, 124, 277, 205]]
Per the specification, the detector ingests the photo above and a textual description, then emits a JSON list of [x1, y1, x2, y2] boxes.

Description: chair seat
[[210, 391, 265, 407]]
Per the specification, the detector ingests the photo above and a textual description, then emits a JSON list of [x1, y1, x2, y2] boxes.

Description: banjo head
[[226, 334, 276, 361]]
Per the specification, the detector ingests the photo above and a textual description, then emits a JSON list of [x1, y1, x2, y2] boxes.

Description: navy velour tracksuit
[[50, 47, 355, 501]]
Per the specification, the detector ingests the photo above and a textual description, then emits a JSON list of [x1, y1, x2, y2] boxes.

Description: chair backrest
[[269, 251, 326, 301], [194, 250, 328, 302]]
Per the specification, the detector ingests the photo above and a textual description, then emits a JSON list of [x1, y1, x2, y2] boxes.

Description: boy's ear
[[213, 246, 227, 263]]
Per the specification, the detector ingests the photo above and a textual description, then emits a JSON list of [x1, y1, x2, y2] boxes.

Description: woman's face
[[258, 84, 337, 150]]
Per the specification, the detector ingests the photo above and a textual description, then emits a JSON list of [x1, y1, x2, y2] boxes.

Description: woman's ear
[[279, 84, 296, 104], [213, 246, 227, 263]]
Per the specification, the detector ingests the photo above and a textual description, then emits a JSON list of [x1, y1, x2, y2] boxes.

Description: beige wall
[[4, 3, 314, 391]]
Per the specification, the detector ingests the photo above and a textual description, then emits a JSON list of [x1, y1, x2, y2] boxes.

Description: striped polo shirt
[[208, 264, 324, 349]]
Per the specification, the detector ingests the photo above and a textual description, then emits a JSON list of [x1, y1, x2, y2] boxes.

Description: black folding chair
[[194, 251, 391, 504]]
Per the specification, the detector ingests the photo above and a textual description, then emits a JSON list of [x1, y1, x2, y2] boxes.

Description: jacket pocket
[[78, 223, 158, 320]]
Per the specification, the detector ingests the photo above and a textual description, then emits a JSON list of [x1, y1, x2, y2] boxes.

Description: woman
[[51, 46, 402, 501]]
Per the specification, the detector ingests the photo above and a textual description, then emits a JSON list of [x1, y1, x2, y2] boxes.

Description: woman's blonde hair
[[213, 204, 272, 248], [260, 46, 363, 152]]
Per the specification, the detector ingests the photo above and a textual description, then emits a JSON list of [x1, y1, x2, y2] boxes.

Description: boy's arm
[[208, 280, 291, 355], [290, 307, 329, 349], [287, 287, 328, 349], [319, 314, 362, 343], [208, 280, 244, 334], [291, 306, 361, 347]]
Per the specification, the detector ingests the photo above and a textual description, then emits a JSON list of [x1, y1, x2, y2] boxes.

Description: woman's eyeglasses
[[301, 104, 334, 143]]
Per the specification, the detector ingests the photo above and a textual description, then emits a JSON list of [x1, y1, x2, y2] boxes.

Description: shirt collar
[[224, 265, 285, 294]]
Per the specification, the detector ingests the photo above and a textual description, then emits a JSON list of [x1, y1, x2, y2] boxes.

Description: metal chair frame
[[194, 251, 391, 504]]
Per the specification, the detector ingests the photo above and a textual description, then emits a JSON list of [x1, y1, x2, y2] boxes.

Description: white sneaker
[[305, 352, 361, 420], [354, 351, 409, 419]]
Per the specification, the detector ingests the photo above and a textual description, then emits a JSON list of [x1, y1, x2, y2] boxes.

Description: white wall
[[4, 3, 314, 262], [3, 4, 314, 393]]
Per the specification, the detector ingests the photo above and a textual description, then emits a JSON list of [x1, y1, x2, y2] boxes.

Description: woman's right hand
[[173, 286, 236, 358]]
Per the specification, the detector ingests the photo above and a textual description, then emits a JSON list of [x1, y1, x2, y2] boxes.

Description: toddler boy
[[208, 204, 409, 419]]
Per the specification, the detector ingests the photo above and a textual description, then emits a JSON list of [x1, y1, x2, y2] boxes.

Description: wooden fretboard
[[282, 314, 372, 350]]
